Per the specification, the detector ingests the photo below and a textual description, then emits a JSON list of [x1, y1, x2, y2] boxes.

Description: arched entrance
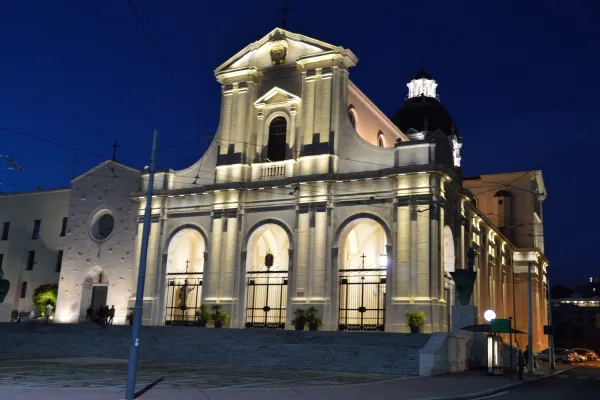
[[165, 227, 206, 325], [80, 266, 108, 322], [443, 225, 456, 330], [337, 218, 388, 331], [245, 222, 290, 329]]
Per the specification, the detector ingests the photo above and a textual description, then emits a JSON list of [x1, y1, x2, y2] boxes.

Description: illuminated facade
[[11, 27, 547, 348]]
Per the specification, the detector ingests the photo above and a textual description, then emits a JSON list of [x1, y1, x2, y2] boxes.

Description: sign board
[[490, 318, 511, 333]]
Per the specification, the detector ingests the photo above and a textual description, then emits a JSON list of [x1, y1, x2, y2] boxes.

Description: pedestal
[[452, 305, 478, 333]]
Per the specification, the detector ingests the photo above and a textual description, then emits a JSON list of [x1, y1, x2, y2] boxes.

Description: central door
[[245, 268, 288, 329], [90, 286, 108, 313], [338, 261, 386, 331], [245, 223, 290, 330]]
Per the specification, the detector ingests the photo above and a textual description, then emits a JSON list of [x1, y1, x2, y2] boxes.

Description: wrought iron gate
[[165, 272, 203, 326], [245, 268, 288, 329], [338, 266, 386, 331]]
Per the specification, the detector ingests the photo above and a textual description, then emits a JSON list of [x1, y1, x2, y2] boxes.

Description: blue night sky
[[0, 1, 598, 287]]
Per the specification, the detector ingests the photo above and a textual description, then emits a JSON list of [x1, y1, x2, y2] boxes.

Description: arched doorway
[[338, 218, 388, 331], [443, 225, 456, 330], [80, 266, 108, 323], [245, 223, 290, 329], [165, 228, 206, 325]]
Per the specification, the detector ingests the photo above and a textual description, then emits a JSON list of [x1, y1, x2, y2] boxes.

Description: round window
[[498, 200, 504, 205], [91, 211, 115, 242]]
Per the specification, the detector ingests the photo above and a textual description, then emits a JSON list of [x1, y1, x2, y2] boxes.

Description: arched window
[[267, 117, 287, 162], [348, 107, 357, 129], [377, 131, 385, 147]]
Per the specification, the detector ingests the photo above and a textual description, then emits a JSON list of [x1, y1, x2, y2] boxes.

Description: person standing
[[86, 306, 93, 323], [517, 348, 525, 380], [45, 302, 53, 323], [108, 305, 115, 325]]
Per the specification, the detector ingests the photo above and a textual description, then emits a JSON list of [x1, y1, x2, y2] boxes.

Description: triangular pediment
[[72, 160, 140, 183], [254, 86, 301, 107], [215, 28, 356, 75]]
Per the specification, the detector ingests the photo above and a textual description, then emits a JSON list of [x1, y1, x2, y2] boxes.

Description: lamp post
[[484, 309, 497, 375]]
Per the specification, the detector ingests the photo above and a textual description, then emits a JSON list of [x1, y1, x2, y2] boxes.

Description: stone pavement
[[0, 356, 574, 400]]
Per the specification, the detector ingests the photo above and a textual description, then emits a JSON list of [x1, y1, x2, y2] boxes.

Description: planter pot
[[295, 325, 304, 331], [197, 320, 207, 328], [410, 326, 421, 334], [214, 321, 223, 328], [308, 324, 318, 331]]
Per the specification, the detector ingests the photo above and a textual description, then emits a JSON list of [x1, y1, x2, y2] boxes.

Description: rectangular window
[[1, 222, 9, 240], [0, 253, 3, 269], [26, 251, 35, 270], [488, 245, 496, 258], [472, 232, 480, 245], [60, 217, 68, 237], [56, 250, 63, 272], [20, 282, 27, 298], [32, 220, 41, 240]]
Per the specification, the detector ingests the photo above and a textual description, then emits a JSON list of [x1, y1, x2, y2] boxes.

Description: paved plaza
[[0, 356, 396, 390], [0, 356, 581, 400]]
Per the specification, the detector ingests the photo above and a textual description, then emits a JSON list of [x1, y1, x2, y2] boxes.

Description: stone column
[[219, 85, 234, 156], [310, 202, 327, 301], [294, 204, 310, 301], [219, 209, 239, 311], [205, 210, 224, 302]]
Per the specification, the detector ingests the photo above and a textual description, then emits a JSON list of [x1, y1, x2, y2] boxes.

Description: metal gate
[[165, 272, 203, 326], [338, 266, 386, 332], [245, 268, 288, 329]]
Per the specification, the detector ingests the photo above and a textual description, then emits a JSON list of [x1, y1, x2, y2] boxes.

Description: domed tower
[[390, 69, 463, 169]]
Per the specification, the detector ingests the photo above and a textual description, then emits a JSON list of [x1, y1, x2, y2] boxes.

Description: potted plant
[[291, 308, 306, 330], [195, 305, 210, 327], [126, 308, 134, 326], [305, 307, 322, 331], [210, 304, 231, 328], [405, 311, 425, 333]]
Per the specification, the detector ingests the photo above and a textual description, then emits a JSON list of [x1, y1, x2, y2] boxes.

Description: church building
[[0, 28, 549, 350]]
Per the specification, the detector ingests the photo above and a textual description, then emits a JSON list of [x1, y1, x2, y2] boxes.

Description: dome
[[391, 96, 456, 135], [391, 69, 458, 136]]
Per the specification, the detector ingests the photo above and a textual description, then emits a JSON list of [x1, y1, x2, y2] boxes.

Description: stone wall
[[0, 323, 430, 375]]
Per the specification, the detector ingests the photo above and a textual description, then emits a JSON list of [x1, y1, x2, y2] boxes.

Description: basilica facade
[[0, 28, 548, 348]]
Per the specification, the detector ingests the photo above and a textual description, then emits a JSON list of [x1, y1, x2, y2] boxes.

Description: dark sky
[[0, 1, 598, 287]]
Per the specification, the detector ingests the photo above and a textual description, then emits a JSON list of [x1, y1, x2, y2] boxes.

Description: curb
[[412, 366, 576, 400]]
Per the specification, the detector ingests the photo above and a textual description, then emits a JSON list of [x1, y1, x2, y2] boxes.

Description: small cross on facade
[[111, 140, 120, 161], [360, 254, 367, 268], [278, 1, 292, 29], [185, 259, 190, 273]]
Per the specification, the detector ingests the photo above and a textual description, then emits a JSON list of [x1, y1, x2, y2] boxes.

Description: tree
[[32, 284, 58, 316], [551, 284, 573, 299]]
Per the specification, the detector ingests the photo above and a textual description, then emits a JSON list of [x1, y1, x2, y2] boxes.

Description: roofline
[[0, 186, 70, 197], [348, 80, 409, 142], [72, 160, 140, 183]]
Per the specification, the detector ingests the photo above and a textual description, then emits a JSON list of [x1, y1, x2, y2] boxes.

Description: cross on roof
[[278, 1, 292, 29], [110, 140, 120, 161]]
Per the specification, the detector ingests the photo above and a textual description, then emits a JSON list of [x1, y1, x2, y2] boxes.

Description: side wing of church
[[0, 28, 548, 350]]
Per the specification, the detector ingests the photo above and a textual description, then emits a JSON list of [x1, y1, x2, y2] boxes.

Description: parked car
[[535, 348, 576, 364], [556, 348, 585, 362], [573, 348, 599, 361]]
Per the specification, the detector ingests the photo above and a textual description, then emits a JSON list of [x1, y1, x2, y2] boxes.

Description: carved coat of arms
[[270, 39, 288, 65]]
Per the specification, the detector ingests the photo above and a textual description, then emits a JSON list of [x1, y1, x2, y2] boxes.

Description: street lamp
[[484, 309, 496, 322]]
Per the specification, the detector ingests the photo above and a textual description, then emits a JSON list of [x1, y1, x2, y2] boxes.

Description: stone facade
[[2, 28, 549, 350]]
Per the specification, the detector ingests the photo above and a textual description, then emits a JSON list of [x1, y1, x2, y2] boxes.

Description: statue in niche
[[450, 247, 478, 306]]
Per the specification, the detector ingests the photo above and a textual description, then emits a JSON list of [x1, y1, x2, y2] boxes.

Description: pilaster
[[294, 203, 310, 301], [205, 210, 224, 301]]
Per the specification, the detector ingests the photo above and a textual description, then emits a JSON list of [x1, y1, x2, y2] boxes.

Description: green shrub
[[32, 284, 58, 316], [405, 311, 426, 328]]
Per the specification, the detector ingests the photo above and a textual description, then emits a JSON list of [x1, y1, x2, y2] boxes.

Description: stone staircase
[[0, 323, 430, 375]]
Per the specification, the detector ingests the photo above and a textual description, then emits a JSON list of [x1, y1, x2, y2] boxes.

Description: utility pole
[[527, 261, 534, 376], [547, 277, 555, 370], [125, 130, 159, 400]]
